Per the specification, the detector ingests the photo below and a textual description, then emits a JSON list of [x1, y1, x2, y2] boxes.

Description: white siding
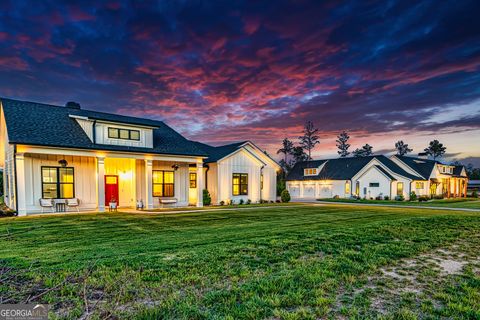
[[94, 122, 154, 148], [74, 118, 94, 141], [354, 166, 392, 199], [152, 161, 189, 207], [206, 163, 218, 204], [23, 154, 97, 212]]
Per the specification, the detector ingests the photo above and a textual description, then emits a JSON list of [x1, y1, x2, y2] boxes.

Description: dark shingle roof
[[394, 156, 437, 179], [374, 165, 396, 180], [191, 141, 248, 163], [286, 155, 423, 181], [453, 165, 467, 177], [1, 98, 207, 157]]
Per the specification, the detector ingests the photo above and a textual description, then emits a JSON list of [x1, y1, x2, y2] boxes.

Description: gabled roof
[[453, 165, 467, 177], [1, 98, 207, 157], [394, 156, 437, 180], [373, 165, 396, 180], [286, 155, 423, 181], [191, 141, 247, 163]]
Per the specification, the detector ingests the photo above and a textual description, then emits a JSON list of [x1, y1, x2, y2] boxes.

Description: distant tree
[[424, 140, 446, 160], [395, 140, 412, 156], [299, 121, 320, 160], [336, 131, 350, 157], [277, 138, 294, 164], [466, 163, 480, 180], [353, 144, 373, 157], [292, 146, 308, 163]]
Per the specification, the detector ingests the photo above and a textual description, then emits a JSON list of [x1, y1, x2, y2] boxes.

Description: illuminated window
[[233, 173, 248, 195], [345, 181, 350, 194], [355, 181, 360, 196], [153, 170, 174, 197], [108, 127, 141, 141], [304, 168, 318, 176], [416, 182, 424, 189], [189, 173, 197, 188], [41, 167, 75, 199], [397, 182, 404, 196]]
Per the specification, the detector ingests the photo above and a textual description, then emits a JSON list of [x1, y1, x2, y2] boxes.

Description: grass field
[[1, 205, 479, 319], [319, 197, 480, 209]]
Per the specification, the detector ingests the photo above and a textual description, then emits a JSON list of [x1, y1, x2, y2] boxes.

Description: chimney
[[65, 101, 81, 109]]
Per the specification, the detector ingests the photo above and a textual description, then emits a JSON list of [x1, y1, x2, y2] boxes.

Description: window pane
[[153, 184, 163, 197], [241, 185, 248, 195], [240, 174, 248, 184], [164, 184, 174, 197], [42, 168, 57, 183], [153, 171, 163, 183], [43, 183, 57, 198], [119, 129, 129, 139], [59, 168, 74, 183], [60, 184, 74, 198], [130, 130, 140, 140], [108, 128, 119, 138], [164, 171, 174, 183], [189, 173, 197, 188], [397, 182, 403, 195], [233, 185, 239, 196]]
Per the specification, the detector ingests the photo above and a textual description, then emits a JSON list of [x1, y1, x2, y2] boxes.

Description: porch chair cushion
[[66, 198, 79, 206], [40, 199, 53, 207]]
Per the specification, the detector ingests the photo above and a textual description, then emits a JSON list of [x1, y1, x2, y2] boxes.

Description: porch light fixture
[[58, 159, 68, 167], [171, 164, 179, 171]]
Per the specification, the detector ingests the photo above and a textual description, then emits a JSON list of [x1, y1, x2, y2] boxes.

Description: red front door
[[105, 175, 119, 206]]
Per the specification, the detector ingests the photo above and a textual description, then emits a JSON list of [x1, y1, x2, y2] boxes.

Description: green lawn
[[1, 205, 479, 319], [319, 197, 480, 209]]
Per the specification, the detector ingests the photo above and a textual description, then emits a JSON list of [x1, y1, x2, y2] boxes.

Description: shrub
[[395, 195, 404, 201], [246, 199, 251, 205], [219, 201, 225, 206], [384, 196, 389, 200], [275, 200, 281, 203], [229, 200, 234, 205], [239, 199, 244, 205], [472, 190, 478, 198], [280, 189, 291, 203], [0, 208, 16, 217], [203, 189, 211, 206], [409, 191, 417, 201], [434, 195, 444, 200], [375, 195, 383, 200], [418, 196, 429, 202]]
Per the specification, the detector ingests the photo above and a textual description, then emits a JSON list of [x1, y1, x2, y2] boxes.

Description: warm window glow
[[345, 181, 350, 194], [106, 176, 117, 184], [304, 168, 318, 176], [42, 167, 75, 199], [416, 182, 424, 189], [233, 173, 248, 195], [397, 182, 404, 196], [153, 170, 174, 197], [260, 174, 264, 190], [189, 173, 197, 188]]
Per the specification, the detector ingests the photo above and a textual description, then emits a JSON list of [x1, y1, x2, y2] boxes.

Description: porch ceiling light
[[172, 164, 179, 171], [58, 159, 68, 167]]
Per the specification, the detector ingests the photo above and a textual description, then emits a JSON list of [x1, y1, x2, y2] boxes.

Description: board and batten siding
[[215, 149, 276, 204], [151, 162, 189, 207], [22, 154, 97, 212], [94, 122, 154, 148]]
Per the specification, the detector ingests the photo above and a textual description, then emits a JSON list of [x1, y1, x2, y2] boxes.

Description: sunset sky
[[1, 1, 479, 164]]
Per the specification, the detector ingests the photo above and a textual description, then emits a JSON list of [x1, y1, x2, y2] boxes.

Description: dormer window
[[304, 168, 318, 176], [108, 127, 140, 141]]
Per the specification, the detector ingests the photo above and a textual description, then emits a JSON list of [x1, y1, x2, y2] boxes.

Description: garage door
[[318, 185, 332, 198], [303, 184, 315, 198], [289, 185, 300, 197]]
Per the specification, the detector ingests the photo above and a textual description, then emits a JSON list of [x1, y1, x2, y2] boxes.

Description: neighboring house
[[467, 180, 480, 195], [0, 98, 280, 215], [286, 155, 468, 200], [390, 156, 468, 198]]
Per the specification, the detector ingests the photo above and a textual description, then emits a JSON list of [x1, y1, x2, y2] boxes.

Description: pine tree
[[424, 140, 446, 160], [395, 140, 412, 156], [336, 131, 350, 157], [292, 146, 308, 163], [298, 121, 320, 160], [353, 144, 373, 157]]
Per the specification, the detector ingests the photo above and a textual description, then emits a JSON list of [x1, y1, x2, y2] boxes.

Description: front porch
[[12, 146, 206, 216], [430, 177, 468, 198]]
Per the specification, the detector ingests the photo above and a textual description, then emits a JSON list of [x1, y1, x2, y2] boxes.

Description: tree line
[[277, 121, 449, 173]]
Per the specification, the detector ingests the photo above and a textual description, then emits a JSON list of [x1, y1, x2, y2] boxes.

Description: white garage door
[[289, 185, 300, 197], [303, 184, 315, 198], [318, 185, 332, 198]]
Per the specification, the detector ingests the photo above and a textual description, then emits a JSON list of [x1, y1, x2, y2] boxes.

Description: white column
[[196, 162, 204, 207], [145, 159, 153, 210], [300, 182, 304, 198], [97, 157, 105, 212], [15, 153, 27, 216]]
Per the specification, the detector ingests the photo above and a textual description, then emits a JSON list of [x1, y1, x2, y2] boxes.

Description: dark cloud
[[0, 0, 479, 156]]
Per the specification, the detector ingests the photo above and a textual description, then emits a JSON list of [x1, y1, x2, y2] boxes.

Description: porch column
[[464, 179, 468, 197], [196, 162, 204, 207], [97, 157, 105, 212], [145, 159, 153, 210], [15, 153, 27, 216], [300, 182, 304, 198]]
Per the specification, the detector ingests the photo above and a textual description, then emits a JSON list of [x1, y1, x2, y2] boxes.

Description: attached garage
[[318, 184, 332, 198]]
